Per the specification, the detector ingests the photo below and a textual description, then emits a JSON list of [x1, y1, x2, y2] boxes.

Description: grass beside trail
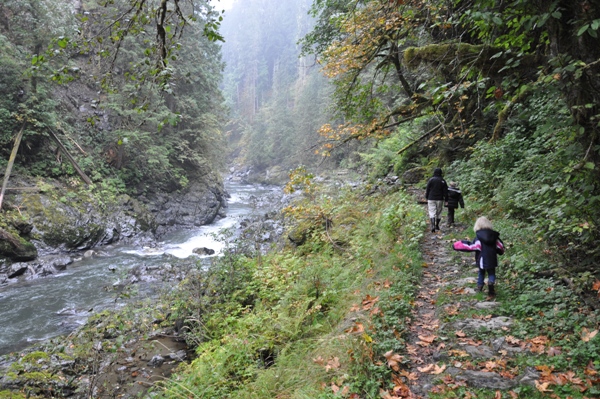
[[156, 181, 426, 398]]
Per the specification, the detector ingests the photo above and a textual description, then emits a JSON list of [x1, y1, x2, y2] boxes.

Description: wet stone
[[453, 316, 513, 332], [147, 355, 164, 367], [474, 301, 500, 310], [462, 345, 495, 359], [517, 367, 541, 386], [455, 277, 477, 285], [450, 369, 517, 390]]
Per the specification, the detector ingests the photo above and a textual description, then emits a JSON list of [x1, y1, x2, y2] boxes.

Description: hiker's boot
[[435, 219, 441, 231], [487, 283, 496, 299], [430, 218, 436, 233], [477, 284, 484, 292]]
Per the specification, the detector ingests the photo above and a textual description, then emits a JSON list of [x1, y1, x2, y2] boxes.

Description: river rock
[[16, 255, 74, 279], [453, 316, 513, 331], [143, 181, 226, 236], [148, 355, 164, 367], [192, 247, 215, 255], [0, 228, 37, 261], [447, 368, 517, 390]]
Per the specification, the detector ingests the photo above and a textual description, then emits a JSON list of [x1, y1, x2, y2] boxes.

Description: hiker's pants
[[427, 200, 444, 219], [478, 267, 496, 285]]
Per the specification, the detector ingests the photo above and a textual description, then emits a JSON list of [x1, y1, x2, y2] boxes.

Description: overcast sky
[[210, 0, 235, 10]]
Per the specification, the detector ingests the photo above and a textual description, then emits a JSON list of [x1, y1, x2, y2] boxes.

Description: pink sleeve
[[496, 240, 505, 255], [453, 241, 481, 252]]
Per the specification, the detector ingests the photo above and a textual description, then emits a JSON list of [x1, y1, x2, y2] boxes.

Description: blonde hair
[[474, 216, 493, 232]]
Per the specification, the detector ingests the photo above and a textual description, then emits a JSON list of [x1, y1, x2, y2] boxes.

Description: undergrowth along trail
[[390, 199, 600, 399]]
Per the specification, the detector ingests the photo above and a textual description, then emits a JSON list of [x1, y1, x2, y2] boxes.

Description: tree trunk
[[0, 122, 26, 211]]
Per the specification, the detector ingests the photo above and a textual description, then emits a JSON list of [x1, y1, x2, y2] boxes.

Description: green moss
[[21, 351, 50, 363], [0, 390, 28, 399], [20, 371, 53, 383]]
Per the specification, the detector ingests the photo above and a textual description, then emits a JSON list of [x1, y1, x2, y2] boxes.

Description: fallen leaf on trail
[[313, 356, 325, 365], [379, 388, 398, 399], [370, 306, 383, 316], [418, 363, 446, 374], [505, 336, 521, 345], [432, 364, 447, 374], [530, 344, 546, 354], [592, 279, 600, 291], [441, 375, 455, 384], [346, 322, 365, 334], [390, 377, 412, 397], [349, 304, 360, 312], [445, 305, 460, 316], [535, 380, 553, 392], [374, 279, 392, 289], [499, 370, 517, 379], [550, 373, 567, 385], [406, 344, 418, 355], [455, 330, 466, 338], [508, 390, 519, 399], [384, 350, 404, 371], [325, 357, 340, 371], [399, 370, 419, 381], [331, 383, 339, 393], [536, 365, 555, 377], [484, 361, 499, 371], [562, 370, 584, 385], [362, 295, 380, 310], [585, 360, 598, 376], [418, 334, 436, 343], [547, 346, 562, 356], [448, 349, 468, 357], [341, 386, 350, 396], [494, 391, 502, 399], [581, 328, 598, 342], [417, 364, 435, 373], [530, 336, 549, 345]]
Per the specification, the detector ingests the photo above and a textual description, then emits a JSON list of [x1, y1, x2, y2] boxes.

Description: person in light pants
[[425, 168, 448, 232]]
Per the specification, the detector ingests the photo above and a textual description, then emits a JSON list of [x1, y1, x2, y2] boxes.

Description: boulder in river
[[192, 247, 215, 256], [0, 228, 37, 261]]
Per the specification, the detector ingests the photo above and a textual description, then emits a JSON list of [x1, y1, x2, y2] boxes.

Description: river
[[0, 181, 279, 355]]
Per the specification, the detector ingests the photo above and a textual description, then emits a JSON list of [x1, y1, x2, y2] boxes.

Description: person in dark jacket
[[452, 217, 505, 298], [446, 182, 464, 226], [425, 168, 448, 232]]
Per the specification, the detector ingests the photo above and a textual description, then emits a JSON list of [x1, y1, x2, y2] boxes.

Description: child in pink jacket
[[453, 217, 505, 298]]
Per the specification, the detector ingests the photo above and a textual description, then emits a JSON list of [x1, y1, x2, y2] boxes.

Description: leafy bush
[[451, 89, 599, 256]]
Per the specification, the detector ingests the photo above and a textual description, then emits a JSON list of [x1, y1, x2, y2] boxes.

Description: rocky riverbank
[[0, 177, 293, 399], [0, 174, 227, 285]]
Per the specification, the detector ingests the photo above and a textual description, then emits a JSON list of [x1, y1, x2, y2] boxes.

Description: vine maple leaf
[[418, 363, 446, 374], [384, 350, 404, 371], [535, 380, 553, 392], [581, 327, 598, 342], [417, 334, 437, 346], [362, 295, 379, 310]]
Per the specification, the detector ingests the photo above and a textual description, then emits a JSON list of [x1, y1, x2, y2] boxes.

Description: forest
[[0, 0, 599, 398]]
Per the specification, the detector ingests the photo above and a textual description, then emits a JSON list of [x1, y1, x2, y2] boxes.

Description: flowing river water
[[0, 181, 278, 355]]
